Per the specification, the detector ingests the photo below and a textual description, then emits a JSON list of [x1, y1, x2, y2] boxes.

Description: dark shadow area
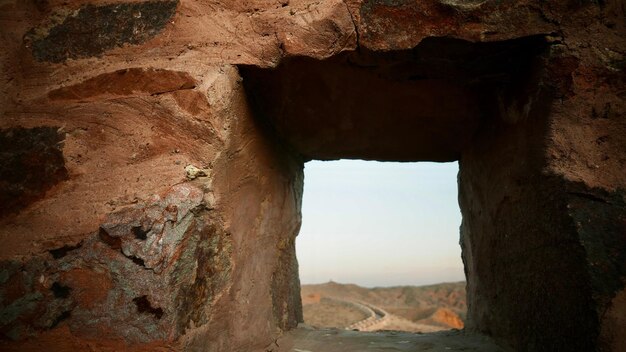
[[0, 127, 69, 218], [133, 295, 164, 320], [239, 35, 549, 162]]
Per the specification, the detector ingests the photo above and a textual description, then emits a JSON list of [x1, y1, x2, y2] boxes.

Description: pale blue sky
[[296, 160, 465, 288]]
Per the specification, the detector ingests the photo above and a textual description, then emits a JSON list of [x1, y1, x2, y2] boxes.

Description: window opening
[[297, 160, 465, 332]]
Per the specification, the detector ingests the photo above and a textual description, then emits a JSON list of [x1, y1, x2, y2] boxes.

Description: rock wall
[[459, 68, 603, 350], [460, 7, 626, 350], [0, 12, 305, 347], [0, 0, 624, 351]]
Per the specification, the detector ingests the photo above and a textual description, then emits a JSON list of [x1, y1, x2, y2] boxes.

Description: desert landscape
[[301, 281, 466, 333], [287, 282, 502, 352]]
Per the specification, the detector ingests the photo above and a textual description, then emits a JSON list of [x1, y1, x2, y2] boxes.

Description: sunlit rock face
[[0, 0, 624, 351]]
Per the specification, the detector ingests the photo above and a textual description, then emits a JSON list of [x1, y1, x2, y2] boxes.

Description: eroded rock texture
[[0, 0, 624, 351], [26, 1, 179, 63]]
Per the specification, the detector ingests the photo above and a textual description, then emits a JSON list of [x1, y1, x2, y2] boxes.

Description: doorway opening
[[238, 33, 570, 350], [297, 160, 465, 332]]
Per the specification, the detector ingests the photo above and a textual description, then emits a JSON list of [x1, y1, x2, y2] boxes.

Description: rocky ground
[[280, 326, 507, 352]]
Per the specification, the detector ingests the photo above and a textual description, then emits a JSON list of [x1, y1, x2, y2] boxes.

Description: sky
[[296, 160, 465, 288]]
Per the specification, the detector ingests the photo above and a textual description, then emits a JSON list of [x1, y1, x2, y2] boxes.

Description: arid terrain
[[301, 281, 466, 333]]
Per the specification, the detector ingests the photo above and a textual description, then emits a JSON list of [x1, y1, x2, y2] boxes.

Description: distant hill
[[301, 281, 466, 332]]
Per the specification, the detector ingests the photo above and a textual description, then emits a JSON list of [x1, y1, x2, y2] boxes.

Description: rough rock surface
[[284, 327, 505, 352], [0, 0, 624, 351]]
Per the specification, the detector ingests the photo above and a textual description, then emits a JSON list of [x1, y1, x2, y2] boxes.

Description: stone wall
[[0, 0, 624, 351]]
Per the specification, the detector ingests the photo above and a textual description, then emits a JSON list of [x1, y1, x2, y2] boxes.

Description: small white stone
[[185, 165, 208, 180]]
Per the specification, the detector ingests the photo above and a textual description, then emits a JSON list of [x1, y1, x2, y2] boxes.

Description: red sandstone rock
[[0, 0, 624, 351]]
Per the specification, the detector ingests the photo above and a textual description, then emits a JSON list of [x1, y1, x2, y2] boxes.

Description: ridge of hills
[[301, 281, 466, 332]]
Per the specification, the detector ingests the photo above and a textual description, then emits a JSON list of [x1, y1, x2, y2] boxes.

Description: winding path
[[323, 298, 390, 331]]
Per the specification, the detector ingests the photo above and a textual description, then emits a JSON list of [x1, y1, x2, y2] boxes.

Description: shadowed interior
[[240, 35, 548, 162]]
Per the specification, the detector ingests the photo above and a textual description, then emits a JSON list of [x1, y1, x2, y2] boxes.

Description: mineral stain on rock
[[26, 1, 178, 63], [0, 127, 68, 217], [173, 223, 233, 334]]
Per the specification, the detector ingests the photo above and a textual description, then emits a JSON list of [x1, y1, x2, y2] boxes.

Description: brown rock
[[48, 68, 196, 101], [61, 268, 112, 309], [0, 0, 624, 351], [430, 308, 464, 330]]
